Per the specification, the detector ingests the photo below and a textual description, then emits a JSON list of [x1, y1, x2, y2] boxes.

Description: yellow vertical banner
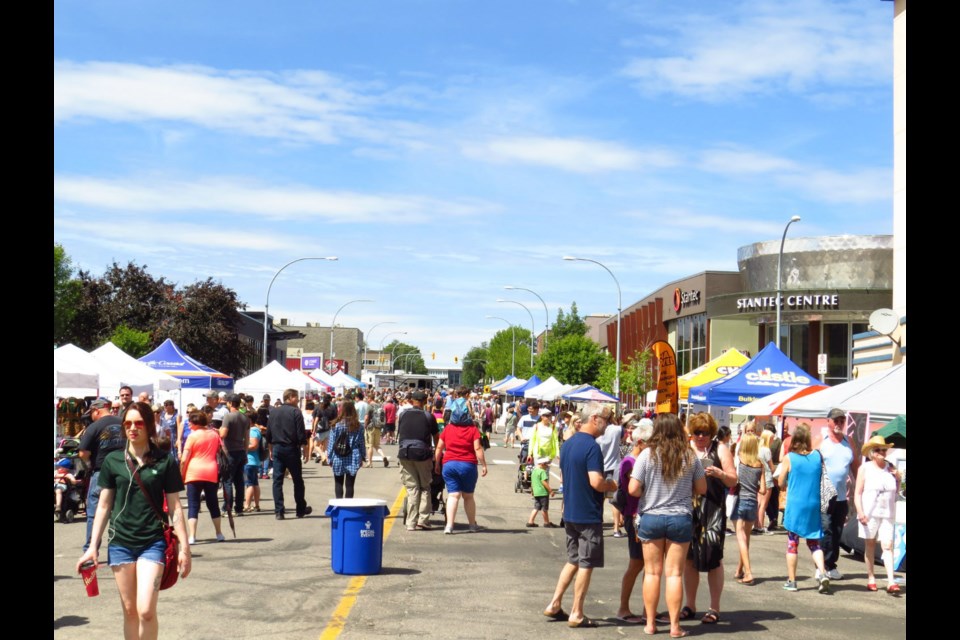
[[651, 340, 678, 415]]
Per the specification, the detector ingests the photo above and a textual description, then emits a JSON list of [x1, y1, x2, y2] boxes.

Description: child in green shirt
[[526, 456, 558, 527]]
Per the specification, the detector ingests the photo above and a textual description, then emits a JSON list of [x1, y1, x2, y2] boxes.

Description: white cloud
[[53, 174, 495, 223], [698, 148, 798, 175], [462, 136, 680, 174], [55, 217, 297, 252], [53, 61, 429, 148], [620, 0, 891, 102]]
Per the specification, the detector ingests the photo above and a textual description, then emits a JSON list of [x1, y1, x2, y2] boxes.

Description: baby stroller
[[514, 443, 533, 493], [54, 438, 89, 523]]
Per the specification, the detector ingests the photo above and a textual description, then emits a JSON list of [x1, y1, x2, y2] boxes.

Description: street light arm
[[329, 298, 373, 361], [263, 256, 337, 367], [776, 216, 802, 349], [505, 285, 550, 348], [563, 255, 622, 396]]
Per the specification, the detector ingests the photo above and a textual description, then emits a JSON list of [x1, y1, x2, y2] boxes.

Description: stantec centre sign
[[673, 288, 701, 312], [737, 293, 839, 311]]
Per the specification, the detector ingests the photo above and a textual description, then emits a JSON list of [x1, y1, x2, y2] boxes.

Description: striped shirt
[[630, 447, 705, 516]]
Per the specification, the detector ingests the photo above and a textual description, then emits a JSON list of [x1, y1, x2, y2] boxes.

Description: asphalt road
[[54, 440, 906, 639]]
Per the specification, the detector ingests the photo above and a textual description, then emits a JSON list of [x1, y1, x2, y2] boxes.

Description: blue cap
[[57, 458, 73, 468]]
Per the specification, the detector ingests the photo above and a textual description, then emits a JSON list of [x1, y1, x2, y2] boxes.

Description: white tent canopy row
[[524, 377, 570, 400], [781, 363, 905, 423], [235, 361, 330, 398], [55, 343, 183, 399]]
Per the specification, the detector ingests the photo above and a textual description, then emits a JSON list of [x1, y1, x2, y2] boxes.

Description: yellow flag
[[651, 340, 679, 415]]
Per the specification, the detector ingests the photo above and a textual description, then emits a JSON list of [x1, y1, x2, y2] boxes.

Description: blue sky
[[54, 0, 894, 366]]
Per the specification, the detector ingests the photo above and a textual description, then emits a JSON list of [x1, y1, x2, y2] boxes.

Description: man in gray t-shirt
[[220, 394, 251, 516], [594, 421, 624, 536]]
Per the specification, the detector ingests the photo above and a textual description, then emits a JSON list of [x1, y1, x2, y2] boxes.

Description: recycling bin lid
[[327, 498, 389, 508]]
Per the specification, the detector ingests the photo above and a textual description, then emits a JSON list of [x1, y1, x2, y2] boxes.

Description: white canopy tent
[[236, 361, 322, 398], [495, 377, 528, 394], [781, 364, 906, 423], [524, 376, 567, 400], [91, 342, 182, 398], [54, 344, 101, 397]]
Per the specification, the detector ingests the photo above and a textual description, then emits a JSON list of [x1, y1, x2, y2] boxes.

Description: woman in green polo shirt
[[77, 401, 191, 640]]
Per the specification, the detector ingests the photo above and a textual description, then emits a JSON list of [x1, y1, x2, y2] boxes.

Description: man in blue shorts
[[543, 401, 617, 628]]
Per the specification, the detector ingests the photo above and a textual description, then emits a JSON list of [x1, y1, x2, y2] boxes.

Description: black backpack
[[334, 429, 351, 457]]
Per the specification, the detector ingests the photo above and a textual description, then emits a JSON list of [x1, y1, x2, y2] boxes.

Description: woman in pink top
[[179, 411, 225, 544]]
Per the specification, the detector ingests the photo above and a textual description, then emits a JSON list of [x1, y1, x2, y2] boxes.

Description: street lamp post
[[329, 299, 373, 373], [504, 285, 550, 350], [263, 256, 338, 367], [378, 331, 407, 372], [776, 216, 802, 350], [497, 299, 535, 369], [363, 321, 397, 378], [563, 256, 622, 397], [486, 315, 516, 377]]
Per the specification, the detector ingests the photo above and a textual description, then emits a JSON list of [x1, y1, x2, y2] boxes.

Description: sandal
[[543, 608, 569, 621], [866, 582, 878, 592], [568, 616, 598, 628], [887, 583, 901, 594], [679, 606, 696, 621], [701, 609, 720, 624]]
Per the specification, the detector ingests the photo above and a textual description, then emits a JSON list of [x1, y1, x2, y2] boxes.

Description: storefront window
[[789, 324, 809, 373], [821, 322, 868, 385], [676, 314, 706, 375]]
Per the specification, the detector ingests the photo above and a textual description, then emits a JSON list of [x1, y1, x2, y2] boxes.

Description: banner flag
[[652, 340, 679, 415]]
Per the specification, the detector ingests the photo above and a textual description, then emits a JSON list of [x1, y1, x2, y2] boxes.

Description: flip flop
[[740, 578, 756, 586], [543, 608, 569, 621], [568, 616, 598, 628], [616, 614, 646, 624]]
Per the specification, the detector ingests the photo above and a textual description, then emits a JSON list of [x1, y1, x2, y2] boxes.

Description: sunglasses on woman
[[123, 419, 146, 428]]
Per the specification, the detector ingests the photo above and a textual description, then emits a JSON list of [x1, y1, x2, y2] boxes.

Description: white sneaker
[[444, 526, 453, 535], [826, 568, 843, 580], [188, 537, 196, 545], [815, 569, 822, 581], [215, 533, 226, 542]]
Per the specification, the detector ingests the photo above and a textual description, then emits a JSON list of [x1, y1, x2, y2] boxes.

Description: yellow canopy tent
[[679, 349, 750, 401]]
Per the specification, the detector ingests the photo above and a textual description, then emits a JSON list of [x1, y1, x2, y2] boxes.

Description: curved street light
[[486, 315, 516, 377], [329, 299, 373, 373], [363, 321, 397, 377], [378, 330, 407, 372], [776, 216, 802, 350], [504, 285, 550, 350], [563, 256, 622, 397], [263, 256, 338, 366]]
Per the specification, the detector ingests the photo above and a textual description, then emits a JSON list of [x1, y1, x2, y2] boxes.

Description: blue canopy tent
[[688, 343, 821, 408], [506, 375, 541, 397], [138, 339, 234, 390], [562, 385, 620, 403]]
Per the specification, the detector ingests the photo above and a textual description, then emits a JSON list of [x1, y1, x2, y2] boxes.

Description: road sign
[[817, 353, 827, 375]]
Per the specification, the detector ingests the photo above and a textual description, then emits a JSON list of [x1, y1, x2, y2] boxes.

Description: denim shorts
[[637, 512, 693, 544], [731, 498, 758, 523], [442, 461, 478, 494], [244, 465, 260, 487], [108, 537, 166, 567]]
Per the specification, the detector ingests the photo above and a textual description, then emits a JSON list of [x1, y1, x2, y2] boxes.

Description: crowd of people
[[57, 385, 902, 639]]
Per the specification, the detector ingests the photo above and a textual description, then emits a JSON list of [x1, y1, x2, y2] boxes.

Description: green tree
[[620, 349, 655, 407], [594, 354, 617, 394], [382, 341, 427, 374], [109, 324, 152, 358], [462, 345, 489, 387], [535, 334, 608, 385], [485, 326, 533, 381], [551, 302, 587, 340], [54, 244, 81, 345]]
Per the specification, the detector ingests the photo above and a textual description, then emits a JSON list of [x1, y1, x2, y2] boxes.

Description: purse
[[818, 451, 838, 513], [125, 451, 180, 590], [215, 436, 232, 484]]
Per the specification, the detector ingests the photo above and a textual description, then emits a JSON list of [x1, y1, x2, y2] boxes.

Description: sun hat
[[535, 456, 552, 465], [861, 434, 893, 456]]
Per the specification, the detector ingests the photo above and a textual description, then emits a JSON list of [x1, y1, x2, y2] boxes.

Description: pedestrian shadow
[[54, 615, 89, 630], [377, 567, 422, 576], [695, 609, 797, 633]]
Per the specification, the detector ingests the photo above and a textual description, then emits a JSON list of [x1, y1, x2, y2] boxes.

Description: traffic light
[[432, 352, 436, 360], [454, 356, 458, 363]]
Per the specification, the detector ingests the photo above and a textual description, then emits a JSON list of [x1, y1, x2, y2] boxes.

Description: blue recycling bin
[[325, 498, 390, 575]]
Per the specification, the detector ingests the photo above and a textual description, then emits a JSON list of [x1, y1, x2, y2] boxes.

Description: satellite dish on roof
[[868, 308, 899, 336]]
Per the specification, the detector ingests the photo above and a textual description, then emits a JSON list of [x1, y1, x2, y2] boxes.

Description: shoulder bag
[[124, 451, 180, 590], [818, 450, 838, 513]]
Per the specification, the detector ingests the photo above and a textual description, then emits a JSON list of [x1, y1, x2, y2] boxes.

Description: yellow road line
[[319, 488, 407, 640]]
